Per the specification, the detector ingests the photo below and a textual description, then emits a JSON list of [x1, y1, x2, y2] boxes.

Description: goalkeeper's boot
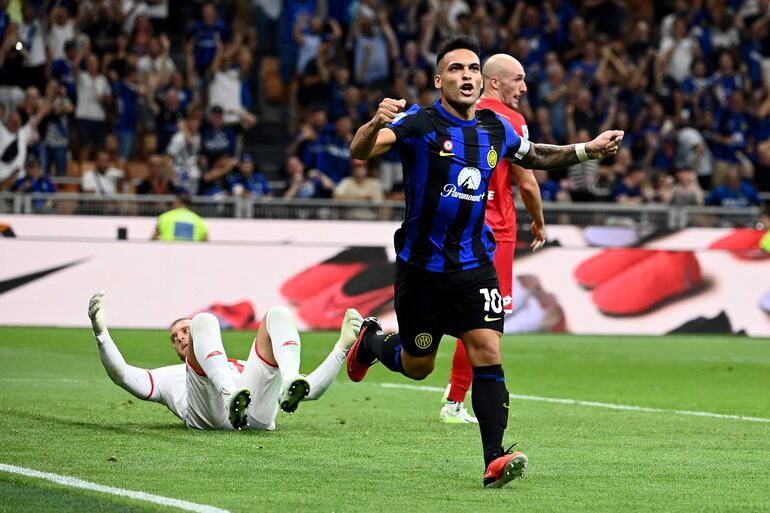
[[227, 388, 251, 429], [440, 401, 478, 424], [483, 445, 528, 488], [345, 317, 382, 382], [279, 375, 310, 414]]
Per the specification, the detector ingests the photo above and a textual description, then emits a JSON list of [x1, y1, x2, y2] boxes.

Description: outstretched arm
[[305, 308, 362, 400], [517, 130, 624, 170], [88, 291, 155, 400]]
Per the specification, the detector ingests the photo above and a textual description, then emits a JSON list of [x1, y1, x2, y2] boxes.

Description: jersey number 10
[[479, 288, 503, 314]]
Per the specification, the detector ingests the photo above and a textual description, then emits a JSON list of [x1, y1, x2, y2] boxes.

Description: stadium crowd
[[0, 0, 768, 211]]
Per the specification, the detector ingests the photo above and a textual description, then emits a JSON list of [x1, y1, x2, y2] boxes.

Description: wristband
[[576, 143, 589, 162]]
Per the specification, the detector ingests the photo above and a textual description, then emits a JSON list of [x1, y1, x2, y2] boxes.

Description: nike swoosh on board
[[0, 258, 90, 295]]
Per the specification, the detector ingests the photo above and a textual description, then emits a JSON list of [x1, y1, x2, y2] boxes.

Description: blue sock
[[363, 332, 407, 376], [471, 364, 509, 468]]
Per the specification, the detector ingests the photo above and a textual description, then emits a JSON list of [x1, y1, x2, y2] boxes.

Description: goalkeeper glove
[[88, 290, 107, 335]]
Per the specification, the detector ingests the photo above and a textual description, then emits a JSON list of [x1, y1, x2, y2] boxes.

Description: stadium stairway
[[243, 110, 290, 181]]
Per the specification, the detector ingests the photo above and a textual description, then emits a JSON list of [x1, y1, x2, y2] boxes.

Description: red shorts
[[493, 241, 515, 313]]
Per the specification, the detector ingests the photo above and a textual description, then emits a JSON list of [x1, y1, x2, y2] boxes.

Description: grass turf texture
[[1, 327, 769, 513]]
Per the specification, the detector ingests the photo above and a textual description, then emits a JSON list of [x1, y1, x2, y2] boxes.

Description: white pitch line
[[378, 383, 770, 424], [0, 464, 231, 513]]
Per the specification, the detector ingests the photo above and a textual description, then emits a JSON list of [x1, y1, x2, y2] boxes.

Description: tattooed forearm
[[519, 143, 581, 170]]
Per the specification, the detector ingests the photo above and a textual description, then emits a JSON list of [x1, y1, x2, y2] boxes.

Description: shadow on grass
[[3, 408, 279, 439], [3, 408, 185, 436]]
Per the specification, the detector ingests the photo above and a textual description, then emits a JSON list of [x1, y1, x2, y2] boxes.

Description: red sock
[[447, 339, 472, 403]]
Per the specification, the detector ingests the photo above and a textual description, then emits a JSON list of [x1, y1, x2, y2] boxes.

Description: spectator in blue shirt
[[39, 79, 74, 177], [0, 6, 9, 43], [279, 0, 317, 83], [395, 40, 433, 91], [534, 169, 567, 202], [710, 51, 749, 108], [509, 2, 555, 66], [314, 115, 353, 184], [226, 153, 272, 198], [680, 60, 712, 121], [114, 66, 142, 164], [568, 41, 601, 85], [611, 165, 652, 204], [538, 62, 568, 143], [710, 91, 751, 167], [166, 71, 194, 112], [706, 165, 761, 207], [287, 105, 328, 170], [11, 156, 56, 211], [201, 105, 236, 167], [549, 0, 578, 39], [187, 3, 230, 78], [282, 155, 334, 199], [147, 88, 183, 154], [50, 40, 80, 102]]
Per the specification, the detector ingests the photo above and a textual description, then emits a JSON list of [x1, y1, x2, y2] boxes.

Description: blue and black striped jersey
[[387, 100, 530, 272]]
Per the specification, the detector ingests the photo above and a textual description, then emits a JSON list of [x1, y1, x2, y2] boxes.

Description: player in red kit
[[439, 53, 546, 424]]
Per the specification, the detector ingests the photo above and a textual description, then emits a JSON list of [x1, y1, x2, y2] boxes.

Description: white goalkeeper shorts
[[184, 344, 281, 431]]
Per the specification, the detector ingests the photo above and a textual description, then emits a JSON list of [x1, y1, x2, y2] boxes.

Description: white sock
[[306, 347, 346, 400], [191, 313, 237, 398], [266, 306, 301, 381]]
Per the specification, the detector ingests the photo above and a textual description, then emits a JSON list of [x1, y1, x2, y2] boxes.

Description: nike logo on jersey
[[439, 150, 455, 157], [484, 315, 502, 322]]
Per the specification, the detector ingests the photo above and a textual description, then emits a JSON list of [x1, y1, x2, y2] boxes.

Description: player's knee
[[409, 368, 432, 380], [475, 349, 501, 366], [466, 344, 500, 366], [404, 360, 434, 380], [266, 305, 293, 327], [192, 312, 218, 331]]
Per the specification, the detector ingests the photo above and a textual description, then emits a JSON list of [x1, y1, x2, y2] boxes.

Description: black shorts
[[394, 259, 505, 357]]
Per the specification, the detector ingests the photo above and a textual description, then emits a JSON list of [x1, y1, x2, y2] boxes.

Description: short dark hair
[[435, 35, 481, 69], [169, 317, 191, 331], [175, 192, 192, 207]]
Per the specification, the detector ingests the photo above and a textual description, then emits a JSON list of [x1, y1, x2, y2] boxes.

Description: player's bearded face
[[435, 49, 482, 108], [169, 319, 192, 361]]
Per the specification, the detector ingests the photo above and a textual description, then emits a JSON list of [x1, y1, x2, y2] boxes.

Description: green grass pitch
[[1, 327, 769, 513]]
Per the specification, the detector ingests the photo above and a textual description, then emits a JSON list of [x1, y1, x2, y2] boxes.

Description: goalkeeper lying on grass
[[88, 291, 362, 430]]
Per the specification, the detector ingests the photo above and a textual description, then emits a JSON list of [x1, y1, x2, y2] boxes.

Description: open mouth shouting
[[460, 83, 475, 97]]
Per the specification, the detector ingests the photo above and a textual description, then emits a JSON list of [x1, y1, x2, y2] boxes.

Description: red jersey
[[476, 97, 528, 242]]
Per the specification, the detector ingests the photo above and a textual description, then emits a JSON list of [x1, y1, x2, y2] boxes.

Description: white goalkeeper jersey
[[145, 359, 246, 425]]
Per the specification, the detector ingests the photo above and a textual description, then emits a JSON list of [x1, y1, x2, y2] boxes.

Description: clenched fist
[[586, 130, 625, 159], [373, 98, 407, 129]]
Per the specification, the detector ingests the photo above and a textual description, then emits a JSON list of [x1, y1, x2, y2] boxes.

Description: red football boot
[[483, 448, 529, 488], [346, 317, 382, 382]]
